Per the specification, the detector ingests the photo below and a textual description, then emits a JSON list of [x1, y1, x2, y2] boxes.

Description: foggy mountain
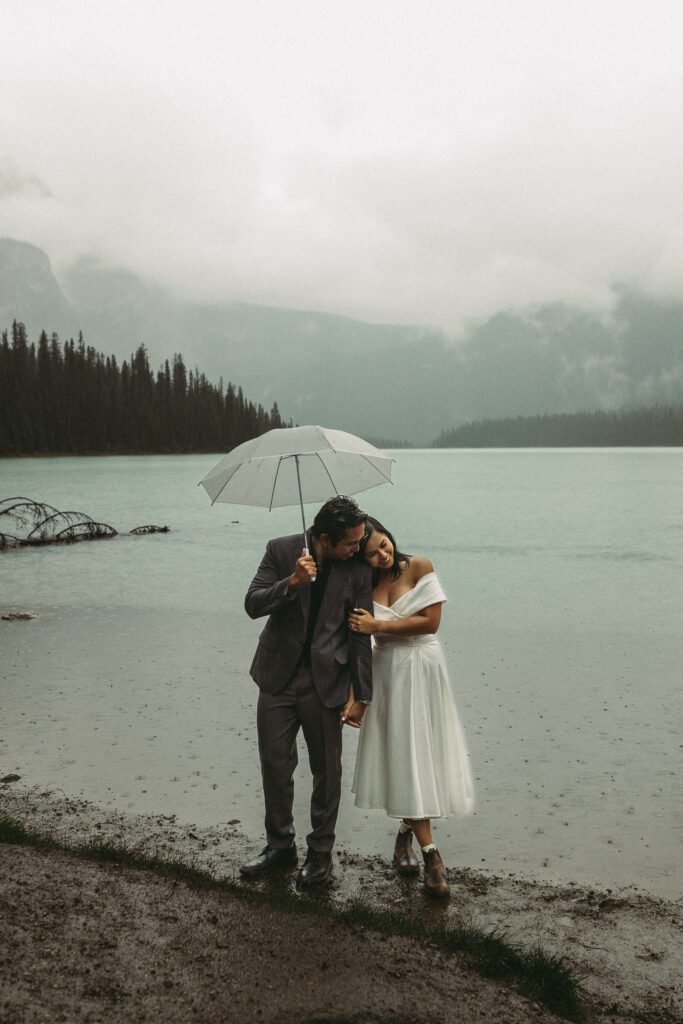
[[2, 237, 682, 444]]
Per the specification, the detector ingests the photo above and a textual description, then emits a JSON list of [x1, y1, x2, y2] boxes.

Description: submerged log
[[27, 509, 98, 542], [1, 498, 171, 549], [1, 497, 117, 548], [54, 522, 117, 543]]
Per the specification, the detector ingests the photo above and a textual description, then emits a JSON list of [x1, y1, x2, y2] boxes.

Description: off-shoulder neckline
[[373, 570, 438, 609]]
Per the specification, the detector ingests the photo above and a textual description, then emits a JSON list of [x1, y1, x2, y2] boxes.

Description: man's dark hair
[[311, 495, 367, 545]]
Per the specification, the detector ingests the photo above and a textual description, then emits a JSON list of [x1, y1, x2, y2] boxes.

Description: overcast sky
[[2, 0, 683, 333]]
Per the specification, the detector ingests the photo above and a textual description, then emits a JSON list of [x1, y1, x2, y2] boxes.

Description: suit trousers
[[256, 662, 343, 854]]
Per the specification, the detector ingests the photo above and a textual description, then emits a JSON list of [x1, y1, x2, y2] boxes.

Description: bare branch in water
[[1, 498, 170, 550], [1, 497, 117, 548], [27, 510, 95, 541]]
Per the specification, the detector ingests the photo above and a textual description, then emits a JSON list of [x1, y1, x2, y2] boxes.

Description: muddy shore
[[1, 784, 681, 1024]]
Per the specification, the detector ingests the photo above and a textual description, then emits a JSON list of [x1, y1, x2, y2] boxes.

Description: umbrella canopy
[[199, 424, 394, 538]]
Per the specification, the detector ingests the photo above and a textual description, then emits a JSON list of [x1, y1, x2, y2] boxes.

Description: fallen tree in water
[[0, 497, 168, 549]]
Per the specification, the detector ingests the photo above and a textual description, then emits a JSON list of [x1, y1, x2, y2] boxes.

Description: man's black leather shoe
[[239, 844, 298, 877], [297, 849, 333, 886]]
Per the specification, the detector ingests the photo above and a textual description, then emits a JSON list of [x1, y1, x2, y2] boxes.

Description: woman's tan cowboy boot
[[422, 848, 450, 897], [393, 827, 420, 875]]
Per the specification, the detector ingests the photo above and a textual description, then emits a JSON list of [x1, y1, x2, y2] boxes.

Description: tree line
[[0, 322, 283, 456], [433, 405, 683, 447]]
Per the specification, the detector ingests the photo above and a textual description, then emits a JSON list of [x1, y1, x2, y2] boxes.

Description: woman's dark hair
[[360, 516, 410, 583], [311, 495, 367, 546]]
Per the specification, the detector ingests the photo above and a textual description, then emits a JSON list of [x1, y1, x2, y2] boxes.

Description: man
[[241, 496, 373, 885]]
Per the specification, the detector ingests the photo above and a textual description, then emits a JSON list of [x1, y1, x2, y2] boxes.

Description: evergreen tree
[[0, 325, 284, 455], [433, 405, 683, 447]]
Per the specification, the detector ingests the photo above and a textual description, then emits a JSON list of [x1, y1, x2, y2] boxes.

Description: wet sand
[[1, 783, 681, 1024], [3, 602, 679, 903]]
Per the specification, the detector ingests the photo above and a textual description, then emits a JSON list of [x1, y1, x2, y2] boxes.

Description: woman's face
[[362, 530, 395, 570]]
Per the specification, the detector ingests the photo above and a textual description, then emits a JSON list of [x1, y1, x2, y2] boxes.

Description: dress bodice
[[373, 572, 446, 647]]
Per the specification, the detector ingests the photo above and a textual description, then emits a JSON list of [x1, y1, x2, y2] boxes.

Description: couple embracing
[[240, 496, 474, 897]]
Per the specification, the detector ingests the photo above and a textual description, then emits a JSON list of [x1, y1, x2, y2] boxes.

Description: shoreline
[[3, 449, 681, 907], [1, 783, 680, 1023]]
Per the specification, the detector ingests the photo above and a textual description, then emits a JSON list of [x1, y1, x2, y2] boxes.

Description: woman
[[348, 518, 474, 897]]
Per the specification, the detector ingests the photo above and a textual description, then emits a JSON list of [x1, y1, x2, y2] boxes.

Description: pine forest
[[0, 322, 283, 456]]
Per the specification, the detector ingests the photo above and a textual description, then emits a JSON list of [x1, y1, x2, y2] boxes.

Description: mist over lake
[[1, 449, 680, 898]]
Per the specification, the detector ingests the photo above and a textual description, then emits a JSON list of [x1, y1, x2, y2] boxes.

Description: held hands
[[289, 548, 317, 589], [343, 615, 375, 726], [340, 690, 366, 729], [348, 607, 377, 635]]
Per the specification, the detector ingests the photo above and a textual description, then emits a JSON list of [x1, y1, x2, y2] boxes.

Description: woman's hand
[[349, 607, 377, 635], [340, 684, 365, 728], [340, 698, 366, 728]]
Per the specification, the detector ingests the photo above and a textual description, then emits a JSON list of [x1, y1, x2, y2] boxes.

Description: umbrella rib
[[358, 452, 394, 483], [268, 456, 284, 511], [209, 461, 248, 505], [314, 452, 341, 495]]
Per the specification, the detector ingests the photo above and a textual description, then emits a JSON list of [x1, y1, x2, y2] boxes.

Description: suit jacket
[[245, 531, 373, 708]]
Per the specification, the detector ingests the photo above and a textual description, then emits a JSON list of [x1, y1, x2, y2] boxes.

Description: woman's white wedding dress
[[352, 572, 474, 819]]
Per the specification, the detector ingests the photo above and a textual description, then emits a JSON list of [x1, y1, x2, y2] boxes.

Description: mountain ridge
[[2, 238, 682, 443]]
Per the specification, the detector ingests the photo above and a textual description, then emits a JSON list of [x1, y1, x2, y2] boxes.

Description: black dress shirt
[[299, 557, 332, 664]]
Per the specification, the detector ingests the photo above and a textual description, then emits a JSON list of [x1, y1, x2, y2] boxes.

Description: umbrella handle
[[304, 546, 316, 582]]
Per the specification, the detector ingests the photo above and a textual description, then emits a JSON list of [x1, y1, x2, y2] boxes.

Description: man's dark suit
[[245, 530, 373, 852]]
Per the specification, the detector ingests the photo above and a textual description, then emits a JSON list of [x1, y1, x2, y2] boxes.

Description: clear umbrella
[[199, 424, 394, 550]]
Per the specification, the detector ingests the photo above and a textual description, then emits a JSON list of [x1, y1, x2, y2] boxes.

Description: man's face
[[319, 523, 366, 561]]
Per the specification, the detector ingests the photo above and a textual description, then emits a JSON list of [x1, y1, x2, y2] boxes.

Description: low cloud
[[0, 159, 51, 201], [2, 0, 683, 332]]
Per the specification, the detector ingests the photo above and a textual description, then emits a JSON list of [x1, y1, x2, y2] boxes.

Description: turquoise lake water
[[1, 449, 681, 897]]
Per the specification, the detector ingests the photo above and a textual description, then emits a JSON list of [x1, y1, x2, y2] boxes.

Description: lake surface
[[1, 450, 681, 898]]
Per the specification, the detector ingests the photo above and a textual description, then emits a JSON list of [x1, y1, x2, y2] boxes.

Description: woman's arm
[[348, 556, 441, 637], [349, 602, 441, 637]]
